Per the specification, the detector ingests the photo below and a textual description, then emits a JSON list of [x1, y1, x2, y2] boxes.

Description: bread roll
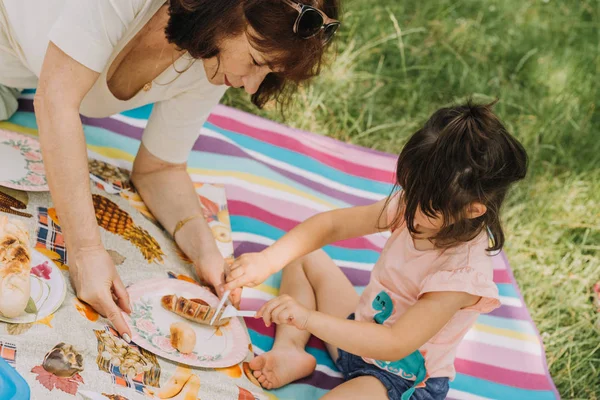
[[0, 216, 31, 318], [170, 322, 196, 354]]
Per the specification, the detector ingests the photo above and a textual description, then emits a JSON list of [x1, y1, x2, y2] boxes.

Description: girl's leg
[[250, 249, 359, 389], [321, 376, 389, 400]]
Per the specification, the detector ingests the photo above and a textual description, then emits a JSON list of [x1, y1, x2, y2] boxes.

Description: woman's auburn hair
[[384, 100, 529, 252], [165, 0, 339, 109]]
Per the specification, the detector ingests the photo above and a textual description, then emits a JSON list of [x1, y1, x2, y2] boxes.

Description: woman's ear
[[467, 202, 487, 219]]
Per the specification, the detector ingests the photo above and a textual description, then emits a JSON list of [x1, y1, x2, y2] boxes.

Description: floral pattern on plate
[[124, 278, 249, 368], [0, 129, 49, 191]]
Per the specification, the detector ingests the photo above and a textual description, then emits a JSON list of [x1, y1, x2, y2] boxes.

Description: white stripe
[[242, 288, 275, 301], [463, 330, 542, 356], [212, 105, 395, 169], [202, 128, 384, 201], [232, 233, 376, 272], [19, 92, 35, 100], [188, 174, 336, 211], [111, 114, 148, 128], [232, 232, 274, 246], [250, 346, 343, 379], [245, 147, 384, 200], [499, 295, 522, 307], [447, 388, 493, 400]]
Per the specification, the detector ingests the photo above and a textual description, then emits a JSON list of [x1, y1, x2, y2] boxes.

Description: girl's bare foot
[[249, 345, 317, 390]]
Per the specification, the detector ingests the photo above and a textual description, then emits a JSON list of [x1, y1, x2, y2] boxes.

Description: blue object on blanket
[[0, 357, 30, 400]]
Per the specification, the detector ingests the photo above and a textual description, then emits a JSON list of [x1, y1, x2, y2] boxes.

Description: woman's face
[[201, 32, 274, 95]]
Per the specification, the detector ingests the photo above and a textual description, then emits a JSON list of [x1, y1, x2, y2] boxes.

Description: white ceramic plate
[[0, 249, 67, 324], [124, 278, 250, 368], [0, 129, 49, 191]]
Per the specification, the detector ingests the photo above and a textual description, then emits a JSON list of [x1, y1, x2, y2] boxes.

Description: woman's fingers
[[112, 276, 131, 314], [98, 292, 132, 341]]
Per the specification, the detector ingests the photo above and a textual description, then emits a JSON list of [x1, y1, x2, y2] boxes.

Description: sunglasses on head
[[282, 0, 340, 44]]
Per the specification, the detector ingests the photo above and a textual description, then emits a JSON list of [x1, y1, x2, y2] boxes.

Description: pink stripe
[[454, 358, 553, 390], [229, 200, 383, 252], [492, 253, 508, 270], [456, 340, 546, 375], [208, 114, 396, 182], [225, 185, 389, 249], [493, 269, 512, 284], [212, 105, 396, 169]]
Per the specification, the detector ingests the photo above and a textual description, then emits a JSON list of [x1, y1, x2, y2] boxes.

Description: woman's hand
[[194, 255, 242, 307], [224, 252, 277, 292], [256, 294, 311, 330], [70, 246, 132, 339]]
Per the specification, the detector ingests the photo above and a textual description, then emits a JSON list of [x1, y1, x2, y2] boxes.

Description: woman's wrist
[[175, 216, 222, 265]]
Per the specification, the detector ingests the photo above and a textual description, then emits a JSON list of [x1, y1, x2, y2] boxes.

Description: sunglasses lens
[[322, 23, 339, 44], [297, 8, 324, 38]]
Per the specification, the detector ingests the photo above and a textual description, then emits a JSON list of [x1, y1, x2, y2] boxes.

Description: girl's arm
[[257, 291, 480, 361], [225, 198, 390, 290]]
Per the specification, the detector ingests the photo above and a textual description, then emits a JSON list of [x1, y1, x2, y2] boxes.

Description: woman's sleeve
[[141, 82, 228, 164], [48, 0, 144, 72]]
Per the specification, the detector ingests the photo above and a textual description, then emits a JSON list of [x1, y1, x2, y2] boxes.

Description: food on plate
[[161, 294, 227, 326], [170, 322, 196, 354], [0, 216, 32, 318]]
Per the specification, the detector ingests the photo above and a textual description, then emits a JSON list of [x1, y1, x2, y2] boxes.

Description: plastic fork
[[219, 305, 257, 321], [210, 289, 230, 325]]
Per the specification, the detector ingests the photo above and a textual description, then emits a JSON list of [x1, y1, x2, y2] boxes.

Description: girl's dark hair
[[165, 0, 338, 108], [386, 100, 528, 251]]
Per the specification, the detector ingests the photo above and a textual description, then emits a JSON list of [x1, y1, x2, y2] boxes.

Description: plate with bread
[[123, 278, 250, 368], [0, 216, 67, 324]]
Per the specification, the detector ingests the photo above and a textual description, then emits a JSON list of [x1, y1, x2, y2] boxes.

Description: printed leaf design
[[31, 365, 84, 395], [25, 297, 38, 314], [6, 322, 32, 335]]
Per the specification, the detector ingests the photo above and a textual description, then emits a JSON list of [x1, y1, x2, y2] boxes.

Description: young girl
[[224, 101, 528, 400]]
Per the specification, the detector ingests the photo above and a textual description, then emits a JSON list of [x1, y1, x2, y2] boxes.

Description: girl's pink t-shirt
[[354, 194, 500, 380]]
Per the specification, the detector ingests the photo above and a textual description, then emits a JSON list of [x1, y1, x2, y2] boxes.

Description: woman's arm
[[225, 198, 390, 290], [258, 291, 480, 361], [35, 42, 132, 337], [131, 146, 240, 303]]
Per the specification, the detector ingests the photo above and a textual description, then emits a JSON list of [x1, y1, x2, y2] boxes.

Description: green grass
[[224, 0, 600, 398]]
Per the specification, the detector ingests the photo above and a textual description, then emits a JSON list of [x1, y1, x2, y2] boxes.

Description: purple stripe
[[488, 304, 530, 320], [19, 96, 377, 206], [234, 241, 371, 287], [216, 104, 397, 159], [198, 136, 374, 205], [294, 369, 344, 391], [500, 252, 560, 398]]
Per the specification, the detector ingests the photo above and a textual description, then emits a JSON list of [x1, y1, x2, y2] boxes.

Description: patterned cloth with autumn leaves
[[0, 171, 267, 400]]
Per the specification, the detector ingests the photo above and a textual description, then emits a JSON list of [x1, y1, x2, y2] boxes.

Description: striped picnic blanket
[[3, 92, 559, 400]]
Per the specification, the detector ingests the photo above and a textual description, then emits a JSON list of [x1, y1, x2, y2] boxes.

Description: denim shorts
[[335, 315, 449, 400]]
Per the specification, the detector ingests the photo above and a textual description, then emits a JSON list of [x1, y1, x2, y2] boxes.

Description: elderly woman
[[0, 0, 339, 338]]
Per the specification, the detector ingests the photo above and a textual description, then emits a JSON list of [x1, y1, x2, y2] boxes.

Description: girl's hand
[[256, 294, 311, 330], [224, 252, 277, 291]]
